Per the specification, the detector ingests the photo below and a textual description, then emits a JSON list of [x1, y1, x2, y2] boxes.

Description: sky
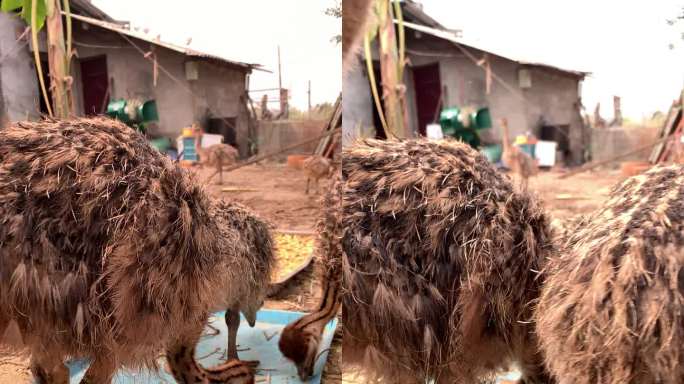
[[92, 0, 342, 111], [90, 1, 682, 119], [420, 0, 684, 120]]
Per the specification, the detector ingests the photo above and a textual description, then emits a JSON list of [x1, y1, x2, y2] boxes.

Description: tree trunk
[[377, 0, 406, 138], [46, 0, 72, 118]]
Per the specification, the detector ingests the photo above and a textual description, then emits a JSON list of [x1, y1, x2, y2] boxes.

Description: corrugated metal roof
[[67, 13, 267, 72], [399, 20, 589, 77], [399, 2, 589, 77], [400, 0, 443, 29], [69, 0, 117, 23]]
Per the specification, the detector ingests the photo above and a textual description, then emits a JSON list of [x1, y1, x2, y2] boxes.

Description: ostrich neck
[[501, 121, 513, 151], [167, 344, 254, 383], [194, 135, 205, 157], [293, 272, 341, 333]]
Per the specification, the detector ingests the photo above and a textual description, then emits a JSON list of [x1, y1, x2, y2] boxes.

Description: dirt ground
[[531, 168, 623, 219], [0, 162, 624, 383]]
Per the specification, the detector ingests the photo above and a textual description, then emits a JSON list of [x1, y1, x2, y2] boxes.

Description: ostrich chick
[[500, 118, 538, 190], [0, 117, 275, 384], [303, 155, 332, 194], [193, 125, 239, 185]]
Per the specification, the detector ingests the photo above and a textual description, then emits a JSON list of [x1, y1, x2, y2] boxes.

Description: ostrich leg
[[29, 352, 70, 384], [225, 305, 241, 360], [81, 356, 116, 384]]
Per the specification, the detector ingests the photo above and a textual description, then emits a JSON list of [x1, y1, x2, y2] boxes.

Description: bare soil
[[532, 168, 623, 219], [0, 163, 624, 383]]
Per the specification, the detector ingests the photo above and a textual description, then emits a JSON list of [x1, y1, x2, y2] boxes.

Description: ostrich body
[[303, 155, 333, 194], [0, 117, 274, 383], [193, 126, 239, 185], [537, 164, 684, 384], [500, 118, 538, 190]]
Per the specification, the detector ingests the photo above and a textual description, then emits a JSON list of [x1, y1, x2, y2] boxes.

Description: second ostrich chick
[[303, 155, 333, 194], [193, 125, 239, 185]]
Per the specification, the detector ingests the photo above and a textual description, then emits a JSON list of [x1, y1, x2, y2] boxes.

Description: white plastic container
[[177, 133, 224, 154], [426, 124, 444, 140], [534, 140, 557, 167]]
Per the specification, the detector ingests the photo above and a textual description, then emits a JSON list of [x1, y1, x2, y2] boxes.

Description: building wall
[[342, 47, 419, 143], [590, 126, 648, 164], [342, 35, 585, 163], [342, 60, 374, 145], [69, 24, 251, 155], [0, 13, 40, 123], [521, 67, 585, 164], [190, 61, 250, 156], [469, 55, 529, 144]]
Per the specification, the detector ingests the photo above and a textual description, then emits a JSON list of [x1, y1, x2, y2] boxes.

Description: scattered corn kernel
[[272, 234, 314, 281]]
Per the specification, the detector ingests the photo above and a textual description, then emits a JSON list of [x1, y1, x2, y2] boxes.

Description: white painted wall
[[0, 13, 40, 123]]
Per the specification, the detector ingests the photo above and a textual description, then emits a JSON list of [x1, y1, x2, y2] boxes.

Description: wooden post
[[612, 96, 623, 126], [277, 45, 282, 90], [308, 80, 312, 116], [46, 0, 72, 118], [279, 88, 289, 119]]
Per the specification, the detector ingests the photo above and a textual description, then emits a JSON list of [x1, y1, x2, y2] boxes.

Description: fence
[[257, 119, 326, 161]]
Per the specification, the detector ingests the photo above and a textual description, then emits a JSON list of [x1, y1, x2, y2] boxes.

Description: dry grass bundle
[[0, 117, 274, 382], [340, 138, 553, 383], [537, 164, 684, 384]]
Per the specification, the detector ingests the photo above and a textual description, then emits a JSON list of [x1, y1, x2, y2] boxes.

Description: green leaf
[[21, 0, 47, 31], [1, 0, 24, 12]]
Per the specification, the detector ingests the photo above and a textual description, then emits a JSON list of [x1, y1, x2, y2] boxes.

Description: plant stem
[[32, 0, 52, 117], [364, 33, 389, 137]]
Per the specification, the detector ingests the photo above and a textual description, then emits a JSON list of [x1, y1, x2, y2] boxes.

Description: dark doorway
[[540, 124, 571, 161], [36, 58, 53, 115], [369, 61, 387, 139], [413, 63, 441, 136], [208, 117, 237, 147], [80, 56, 109, 116]]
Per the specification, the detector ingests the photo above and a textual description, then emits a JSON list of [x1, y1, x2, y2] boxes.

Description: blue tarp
[[63, 309, 338, 383]]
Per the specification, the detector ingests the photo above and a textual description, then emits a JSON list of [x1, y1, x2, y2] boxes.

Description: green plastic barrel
[[106, 99, 130, 123], [475, 108, 492, 129], [481, 144, 502, 163], [149, 137, 170, 152], [519, 143, 535, 158], [139, 100, 159, 122], [439, 107, 488, 149]]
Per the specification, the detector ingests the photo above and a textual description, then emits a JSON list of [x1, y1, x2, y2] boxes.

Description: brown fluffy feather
[[537, 164, 684, 384], [0, 117, 274, 381], [340, 138, 553, 383]]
